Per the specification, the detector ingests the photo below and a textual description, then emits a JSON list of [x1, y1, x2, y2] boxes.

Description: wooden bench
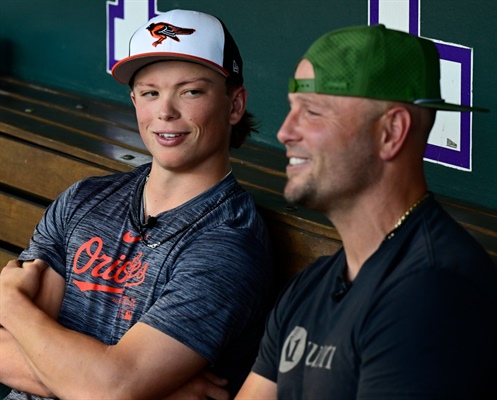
[[1, 77, 496, 292]]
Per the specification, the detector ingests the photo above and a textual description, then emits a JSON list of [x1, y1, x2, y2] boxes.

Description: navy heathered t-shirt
[[11, 164, 273, 399]]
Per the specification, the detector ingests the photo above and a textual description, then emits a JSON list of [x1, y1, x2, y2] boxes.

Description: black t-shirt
[[253, 195, 497, 399]]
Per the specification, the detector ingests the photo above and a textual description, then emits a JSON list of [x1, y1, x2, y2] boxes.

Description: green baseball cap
[[290, 24, 489, 112]]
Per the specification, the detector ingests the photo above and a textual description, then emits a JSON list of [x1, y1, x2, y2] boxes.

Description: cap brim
[[112, 53, 229, 85], [417, 101, 489, 113]]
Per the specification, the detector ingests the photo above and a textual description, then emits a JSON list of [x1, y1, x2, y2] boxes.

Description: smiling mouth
[[289, 157, 309, 166], [157, 132, 184, 139]]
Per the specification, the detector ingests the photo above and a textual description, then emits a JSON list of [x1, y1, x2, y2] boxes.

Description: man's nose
[[158, 97, 180, 121], [277, 109, 299, 145]]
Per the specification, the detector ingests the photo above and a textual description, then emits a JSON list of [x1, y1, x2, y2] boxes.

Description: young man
[[0, 9, 272, 399], [236, 25, 496, 399]]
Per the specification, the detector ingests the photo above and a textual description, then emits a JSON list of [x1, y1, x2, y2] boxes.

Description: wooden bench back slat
[[0, 77, 138, 131], [1, 135, 112, 201], [0, 95, 147, 153], [0, 118, 150, 171], [0, 192, 45, 248]]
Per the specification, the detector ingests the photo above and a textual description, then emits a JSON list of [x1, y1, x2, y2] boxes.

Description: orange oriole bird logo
[[146, 22, 196, 47]]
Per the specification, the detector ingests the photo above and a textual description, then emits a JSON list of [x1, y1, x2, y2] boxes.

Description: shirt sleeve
[[18, 182, 80, 277], [139, 224, 272, 364], [250, 309, 280, 382]]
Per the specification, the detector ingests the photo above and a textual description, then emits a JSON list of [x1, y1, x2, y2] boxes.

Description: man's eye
[[139, 91, 158, 98], [306, 109, 321, 116], [184, 89, 202, 96]]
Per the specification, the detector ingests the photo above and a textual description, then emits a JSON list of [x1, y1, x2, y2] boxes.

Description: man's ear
[[130, 90, 136, 107], [229, 86, 247, 125], [378, 106, 411, 161]]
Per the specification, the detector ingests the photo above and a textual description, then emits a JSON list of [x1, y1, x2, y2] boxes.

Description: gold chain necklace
[[385, 193, 429, 240]]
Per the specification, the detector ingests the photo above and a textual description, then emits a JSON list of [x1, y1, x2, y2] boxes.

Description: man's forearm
[[0, 261, 212, 398], [1, 290, 208, 399], [0, 328, 54, 397], [1, 290, 113, 398], [0, 260, 62, 396]]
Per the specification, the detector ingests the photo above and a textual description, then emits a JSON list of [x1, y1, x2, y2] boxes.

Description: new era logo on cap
[[112, 9, 244, 86]]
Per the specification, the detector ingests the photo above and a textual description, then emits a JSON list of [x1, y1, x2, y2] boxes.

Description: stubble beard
[[283, 145, 378, 215], [283, 174, 321, 210]]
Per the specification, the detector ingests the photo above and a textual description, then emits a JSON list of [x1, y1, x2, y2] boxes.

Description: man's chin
[[284, 185, 307, 207]]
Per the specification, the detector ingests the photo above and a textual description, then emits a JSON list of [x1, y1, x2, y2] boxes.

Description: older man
[[237, 24, 496, 399]]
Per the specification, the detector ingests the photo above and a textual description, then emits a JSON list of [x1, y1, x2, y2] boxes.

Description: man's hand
[[0, 260, 48, 315], [164, 370, 230, 400]]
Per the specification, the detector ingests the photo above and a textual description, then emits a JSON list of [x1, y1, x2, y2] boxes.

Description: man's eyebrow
[[134, 77, 216, 89], [133, 81, 157, 89], [290, 93, 327, 107], [177, 77, 216, 86]]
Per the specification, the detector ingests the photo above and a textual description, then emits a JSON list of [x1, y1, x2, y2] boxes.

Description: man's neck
[[328, 186, 428, 281], [145, 162, 231, 216]]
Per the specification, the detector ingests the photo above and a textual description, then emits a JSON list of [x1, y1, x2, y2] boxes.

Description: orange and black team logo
[[146, 22, 195, 47]]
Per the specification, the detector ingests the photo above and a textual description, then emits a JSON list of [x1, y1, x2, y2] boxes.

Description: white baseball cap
[[112, 9, 244, 85]]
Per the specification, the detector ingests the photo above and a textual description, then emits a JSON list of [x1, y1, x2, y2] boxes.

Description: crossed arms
[[0, 259, 211, 399]]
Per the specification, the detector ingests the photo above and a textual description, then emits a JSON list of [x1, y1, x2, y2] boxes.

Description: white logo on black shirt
[[279, 326, 337, 373], [279, 326, 307, 373]]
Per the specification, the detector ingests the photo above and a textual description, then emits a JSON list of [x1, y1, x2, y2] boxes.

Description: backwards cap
[[112, 9, 243, 86], [290, 24, 488, 112]]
